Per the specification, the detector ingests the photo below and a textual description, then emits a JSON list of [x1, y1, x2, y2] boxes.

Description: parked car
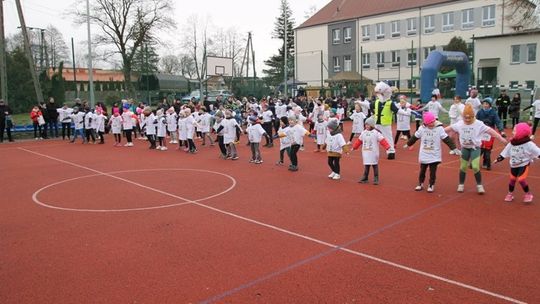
[[181, 90, 203, 103], [206, 90, 233, 102]]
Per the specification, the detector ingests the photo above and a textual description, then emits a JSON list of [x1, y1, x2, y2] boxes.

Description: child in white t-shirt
[[246, 116, 269, 164], [215, 110, 241, 160], [349, 103, 366, 143], [276, 116, 292, 166], [494, 123, 540, 203], [197, 107, 214, 146], [166, 107, 178, 144], [394, 96, 412, 146], [108, 109, 123, 146], [314, 114, 328, 152], [420, 94, 448, 120], [281, 116, 309, 171], [352, 116, 391, 185], [405, 112, 459, 192], [326, 119, 349, 180], [156, 109, 168, 151]]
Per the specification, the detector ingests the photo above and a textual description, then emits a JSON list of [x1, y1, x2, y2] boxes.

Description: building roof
[[297, 0, 454, 29], [50, 67, 137, 82], [472, 28, 540, 40]]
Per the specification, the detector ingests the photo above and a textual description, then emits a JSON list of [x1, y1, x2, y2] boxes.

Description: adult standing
[[496, 89, 511, 128], [0, 99, 14, 142], [46, 97, 59, 138], [508, 93, 521, 128], [371, 82, 398, 159]]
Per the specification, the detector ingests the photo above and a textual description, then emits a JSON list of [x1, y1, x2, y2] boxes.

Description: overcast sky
[[4, 0, 331, 75]]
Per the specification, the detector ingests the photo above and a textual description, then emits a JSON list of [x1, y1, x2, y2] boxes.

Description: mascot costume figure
[[372, 82, 398, 159]]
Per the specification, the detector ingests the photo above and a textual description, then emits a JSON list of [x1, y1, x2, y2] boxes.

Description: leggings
[[250, 143, 261, 161], [509, 165, 530, 193], [158, 136, 165, 147], [419, 162, 440, 186], [85, 129, 95, 142], [114, 133, 121, 143], [262, 122, 273, 144], [187, 138, 197, 152], [147, 134, 156, 148], [362, 164, 379, 178], [459, 148, 482, 185], [61, 122, 72, 139], [279, 147, 291, 162], [290, 144, 301, 166], [124, 129, 133, 143], [533, 117, 539, 135], [217, 135, 227, 156], [328, 156, 341, 174]]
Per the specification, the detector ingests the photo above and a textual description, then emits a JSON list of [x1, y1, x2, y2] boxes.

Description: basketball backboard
[[207, 56, 233, 77]]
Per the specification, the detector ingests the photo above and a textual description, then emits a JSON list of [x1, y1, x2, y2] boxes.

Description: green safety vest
[[374, 99, 393, 126]]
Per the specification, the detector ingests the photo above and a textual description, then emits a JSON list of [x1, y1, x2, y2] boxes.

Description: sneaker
[[427, 185, 434, 193], [457, 184, 465, 193], [275, 161, 284, 166], [449, 150, 456, 155], [288, 166, 298, 172], [358, 177, 369, 184], [332, 174, 341, 180], [156, 145, 161, 150], [414, 184, 423, 191], [255, 160, 263, 164], [160, 146, 168, 151], [373, 176, 379, 185], [328, 172, 336, 178], [523, 193, 534, 203], [476, 185, 485, 194], [249, 159, 255, 163], [504, 193, 514, 202], [231, 156, 239, 160]]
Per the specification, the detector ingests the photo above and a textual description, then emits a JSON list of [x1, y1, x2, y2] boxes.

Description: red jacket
[[30, 110, 42, 123]]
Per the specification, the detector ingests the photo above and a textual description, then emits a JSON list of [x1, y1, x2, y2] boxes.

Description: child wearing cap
[[494, 123, 540, 203], [394, 96, 412, 145], [445, 104, 507, 194], [246, 116, 270, 164], [326, 118, 349, 180], [405, 112, 459, 192], [314, 114, 328, 152], [108, 109, 123, 146], [352, 116, 391, 185], [476, 97, 505, 170]]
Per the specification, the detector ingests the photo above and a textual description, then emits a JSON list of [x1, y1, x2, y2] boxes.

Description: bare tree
[[209, 28, 245, 77], [45, 26, 70, 67], [179, 54, 196, 78], [182, 15, 210, 94], [72, 0, 175, 94], [159, 54, 181, 74], [303, 5, 318, 21], [503, 0, 540, 29]]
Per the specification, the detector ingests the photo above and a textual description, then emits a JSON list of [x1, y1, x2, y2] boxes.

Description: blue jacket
[[476, 108, 503, 131]]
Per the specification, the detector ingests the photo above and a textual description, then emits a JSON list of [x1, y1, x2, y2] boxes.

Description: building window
[[526, 81, 535, 89], [482, 5, 495, 27], [333, 56, 341, 72], [377, 52, 385, 67], [391, 21, 400, 37], [391, 51, 400, 67], [362, 53, 370, 69], [442, 12, 454, 32], [467, 43, 473, 60], [424, 46, 436, 60], [408, 49, 417, 66], [344, 27, 352, 43], [332, 29, 341, 44], [408, 79, 416, 89], [343, 55, 352, 72], [376, 23, 385, 39], [462, 9, 474, 29], [424, 15, 435, 34], [362, 25, 370, 41], [407, 18, 417, 35], [527, 43, 537, 62], [511, 45, 521, 63], [510, 81, 519, 89]]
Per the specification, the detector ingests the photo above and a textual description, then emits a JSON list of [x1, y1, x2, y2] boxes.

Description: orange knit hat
[[462, 104, 475, 124]]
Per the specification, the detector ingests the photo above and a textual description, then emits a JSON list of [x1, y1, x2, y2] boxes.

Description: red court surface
[[1, 123, 539, 303]]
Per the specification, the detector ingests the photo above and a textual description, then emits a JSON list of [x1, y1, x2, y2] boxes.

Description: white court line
[[19, 147, 527, 304], [32, 169, 236, 212]]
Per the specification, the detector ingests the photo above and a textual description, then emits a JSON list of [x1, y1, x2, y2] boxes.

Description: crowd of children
[[39, 82, 540, 204]]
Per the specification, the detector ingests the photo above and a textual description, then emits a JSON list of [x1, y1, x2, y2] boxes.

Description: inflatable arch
[[420, 51, 470, 102]]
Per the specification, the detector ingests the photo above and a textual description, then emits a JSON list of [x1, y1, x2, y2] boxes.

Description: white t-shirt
[[121, 111, 134, 130], [290, 124, 308, 145], [465, 97, 482, 114], [325, 132, 346, 154], [355, 99, 371, 115], [350, 111, 366, 134], [423, 101, 446, 118], [70, 112, 85, 130], [166, 113, 178, 132], [144, 114, 157, 135], [57, 107, 73, 123], [222, 118, 239, 144], [275, 104, 288, 118], [278, 126, 292, 150], [261, 110, 273, 123], [359, 129, 385, 165], [314, 120, 328, 145], [110, 115, 123, 134], [396, 108, 411, 131], [500, 141, 540, 168], [156, 115, 167, 137], [185, 115, 195, 139], [213, 119, 224, 136], [247, 123, 266, 143], [178, 117, 187, 140], [197, 113, 212, 133], [450, 120, 490, 149], [531, 99, 540, 118], [449, 103, 465, 125], [414, 126, 448, 164], [95, 114, 106, 133], [84, 112, 95, 130]]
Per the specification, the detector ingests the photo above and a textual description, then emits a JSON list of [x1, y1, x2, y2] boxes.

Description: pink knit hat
[[423, 112, 436, 125], [513, 122, 532, 140]]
